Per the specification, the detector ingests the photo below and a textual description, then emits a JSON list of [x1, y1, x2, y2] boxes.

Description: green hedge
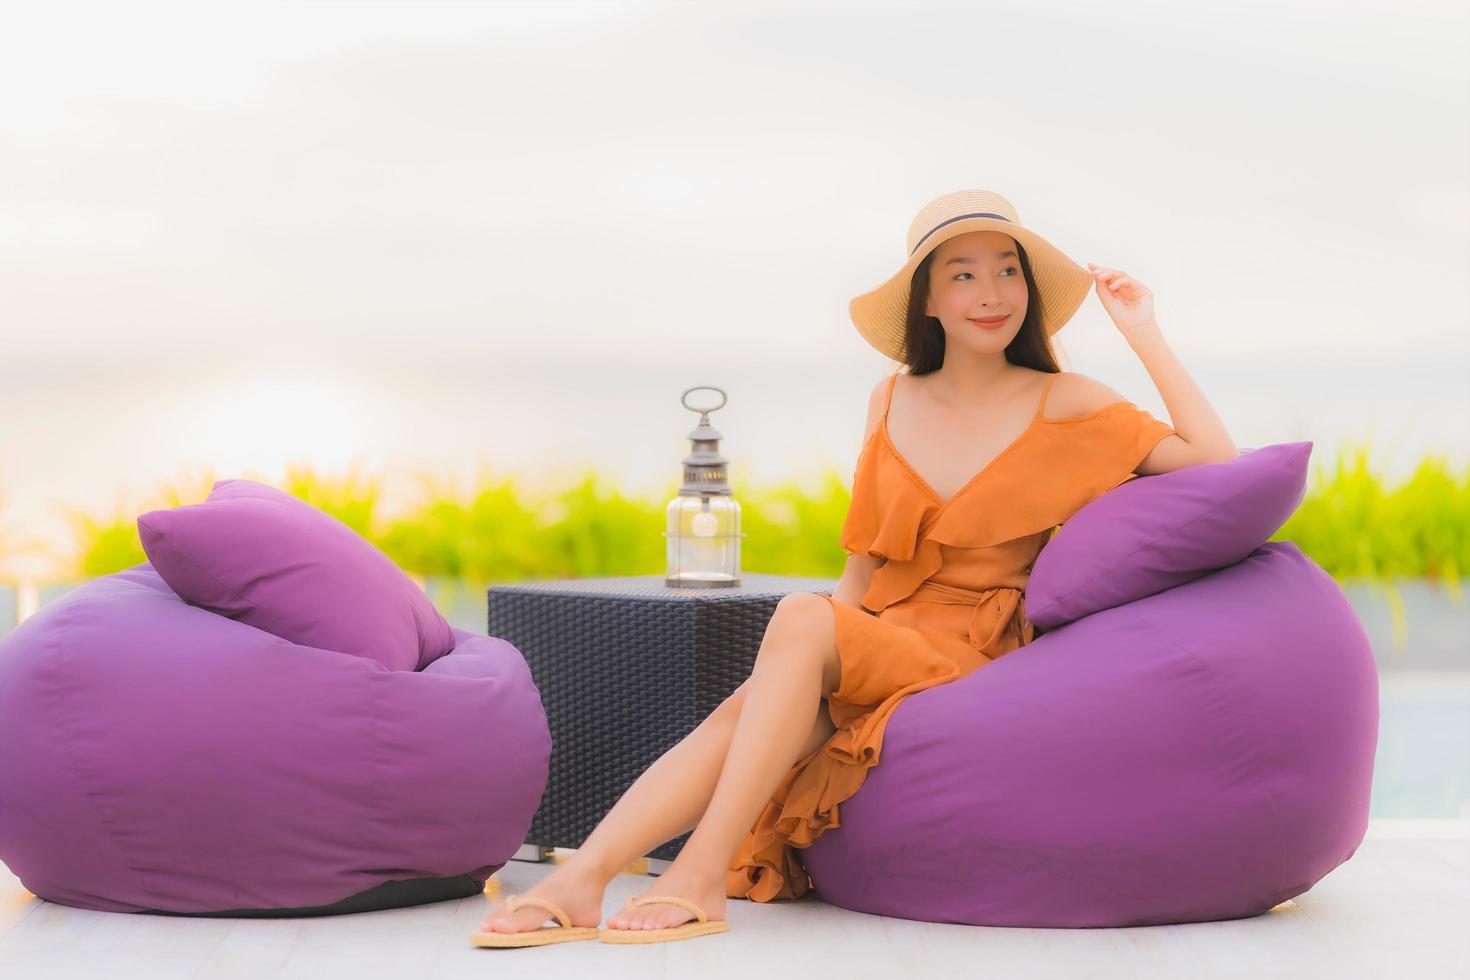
[[21, 443, 1470, 596]]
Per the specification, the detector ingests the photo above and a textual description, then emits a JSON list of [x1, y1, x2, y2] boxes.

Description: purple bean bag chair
[[0, 481, 550, 916], [801, 442, 1379, 927]]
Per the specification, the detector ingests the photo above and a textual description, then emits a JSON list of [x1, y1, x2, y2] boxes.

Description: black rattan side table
[[486, 572, 837, 870]]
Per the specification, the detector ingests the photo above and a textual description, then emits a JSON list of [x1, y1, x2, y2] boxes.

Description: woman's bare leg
[[608, 592, 841, 931], [479, 593, 839, 935], [575, 687, 835, 884]]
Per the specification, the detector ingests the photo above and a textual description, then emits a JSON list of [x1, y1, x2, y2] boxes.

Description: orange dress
[[725, 369, 1178, 902]]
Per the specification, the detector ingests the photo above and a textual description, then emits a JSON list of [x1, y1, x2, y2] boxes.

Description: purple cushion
[[1025, 442, 1312, 630], [0, 563, 550, 914], [138, 478, 454, 672], [802, 542, 1378, 927]]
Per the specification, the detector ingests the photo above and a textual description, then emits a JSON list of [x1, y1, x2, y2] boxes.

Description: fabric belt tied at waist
[[906, 580, 1025, 654]]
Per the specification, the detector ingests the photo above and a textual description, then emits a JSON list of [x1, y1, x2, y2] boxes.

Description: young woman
[[473, 188, 1237, 945]]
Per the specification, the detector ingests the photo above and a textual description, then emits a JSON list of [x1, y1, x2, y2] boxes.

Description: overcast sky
[[2, 0, 1465, 369]]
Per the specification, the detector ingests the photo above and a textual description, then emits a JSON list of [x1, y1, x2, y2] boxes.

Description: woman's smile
[[969, 315, 1010, 329]]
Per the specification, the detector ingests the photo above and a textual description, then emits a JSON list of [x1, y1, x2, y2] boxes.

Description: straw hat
[[848, 189, 1093, 362]]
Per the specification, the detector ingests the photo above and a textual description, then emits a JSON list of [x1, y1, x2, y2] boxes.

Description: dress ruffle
[[837, 428, 935, 564], [723, 706, 867, 902], [840, 399, 1176, 614]]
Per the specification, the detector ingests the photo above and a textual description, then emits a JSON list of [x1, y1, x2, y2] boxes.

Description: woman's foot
[[605, 863, 727, 931], [479, 861, 607, 935]]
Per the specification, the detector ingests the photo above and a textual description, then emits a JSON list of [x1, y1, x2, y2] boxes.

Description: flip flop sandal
[[598, 895, 731, 944], [468, 894, 602, 948]]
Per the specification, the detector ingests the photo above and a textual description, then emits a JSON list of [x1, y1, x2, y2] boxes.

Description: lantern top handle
[[681, 385, 728, 419]]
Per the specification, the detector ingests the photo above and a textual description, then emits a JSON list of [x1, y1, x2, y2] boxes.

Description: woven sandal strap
[[505, 894, 571, 928], [629, 895, 708, 922]]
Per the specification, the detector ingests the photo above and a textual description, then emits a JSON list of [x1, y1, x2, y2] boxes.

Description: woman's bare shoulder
[[1040, 371, 1129, 419], [861, 371, 895, 442]]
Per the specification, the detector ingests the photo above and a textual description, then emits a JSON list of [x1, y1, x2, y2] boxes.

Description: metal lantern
[[664, 385, 744, 587]]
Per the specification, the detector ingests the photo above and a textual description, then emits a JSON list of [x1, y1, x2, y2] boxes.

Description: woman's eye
[[954, 267, 1019, 280]]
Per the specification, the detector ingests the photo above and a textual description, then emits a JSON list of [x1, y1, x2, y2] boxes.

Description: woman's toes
[[482, 906, 539, 934]]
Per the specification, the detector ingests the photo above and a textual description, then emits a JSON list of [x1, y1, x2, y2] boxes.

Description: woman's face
[[924, 231, 1029, 353]]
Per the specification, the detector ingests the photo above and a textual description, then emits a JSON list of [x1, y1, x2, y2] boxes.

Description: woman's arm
[[831, 552, 883, 610], [1085, 262, 1239, 471], [1127, 327, 1239, 471], [829, 374, 892, 611]]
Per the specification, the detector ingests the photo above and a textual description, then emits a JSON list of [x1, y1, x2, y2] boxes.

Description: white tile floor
[[1, 821, 1466, 980]]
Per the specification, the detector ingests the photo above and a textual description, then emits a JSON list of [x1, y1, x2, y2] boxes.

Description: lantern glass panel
[[664, 494, 741, 586]]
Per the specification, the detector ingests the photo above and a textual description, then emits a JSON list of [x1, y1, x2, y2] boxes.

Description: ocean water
[[1373, 671, 1470, 820]]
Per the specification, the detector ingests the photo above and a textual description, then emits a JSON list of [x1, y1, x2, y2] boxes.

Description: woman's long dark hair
[[898, 239, 1063, 377]]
